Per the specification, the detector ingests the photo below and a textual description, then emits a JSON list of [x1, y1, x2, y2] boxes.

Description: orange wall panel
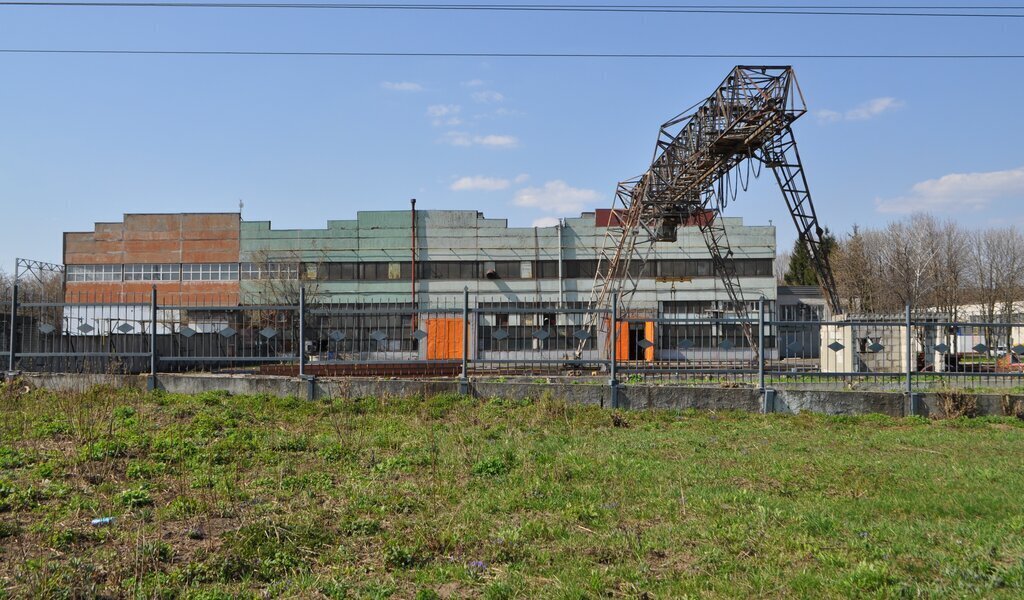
[[426, 318, 463, 360]]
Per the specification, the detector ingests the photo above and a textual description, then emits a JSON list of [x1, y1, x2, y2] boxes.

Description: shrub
[[938, 388, 979, 419]]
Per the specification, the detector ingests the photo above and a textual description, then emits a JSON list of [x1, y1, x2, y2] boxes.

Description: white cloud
[[426, 104, 462, 126], [513, 180, 601, 215], [472, 90, 504, 103], [875, 165, 1024, 213], [514, 173, 529, 184], [450, 176, 511, 191], [815, 97, 903, 122], [439, 131, 519, 148], [462, 79, 485, 87], [475, 134, 517, 147], [532, 217, 561, 228], [381, 81, 422, 92]]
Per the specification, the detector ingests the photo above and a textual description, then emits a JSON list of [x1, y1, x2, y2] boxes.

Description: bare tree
[[968, 227, 1021, 352], [929, 219, 970, 354], [877, 213, 941, 311], [774, 250, 792, 284]]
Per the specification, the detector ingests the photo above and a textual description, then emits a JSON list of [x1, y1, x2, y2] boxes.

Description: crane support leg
[[759, 127, 843, 315], [697, 186, 758, 358]]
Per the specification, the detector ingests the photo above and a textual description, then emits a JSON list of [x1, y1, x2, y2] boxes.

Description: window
[[124, 264, 180, 281], [734, 259, 773, 277], [242, 262, 299, 280], [491, 261, 522, 279], [181, 263, 239, 281], [421, 261, 477, 280], [361, 262, 410, 281], [662, 300, 716, 315], [564, 260, 599, 279], [66, 264, 121, 282], [535, 260, 559, 279]]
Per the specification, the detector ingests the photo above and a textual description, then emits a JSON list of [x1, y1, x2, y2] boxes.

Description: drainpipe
[[410, 198, 417, 329], [557, 218, 565, 308]]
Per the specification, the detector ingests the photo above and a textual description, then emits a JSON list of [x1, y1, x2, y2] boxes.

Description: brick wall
[[63, 213, 241, 303]]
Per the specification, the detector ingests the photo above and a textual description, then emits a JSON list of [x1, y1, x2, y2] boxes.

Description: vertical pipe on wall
[[557, 218, 565, 308]]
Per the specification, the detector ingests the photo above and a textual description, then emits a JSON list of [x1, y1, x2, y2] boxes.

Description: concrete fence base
[[11, 372, 1023, 418]]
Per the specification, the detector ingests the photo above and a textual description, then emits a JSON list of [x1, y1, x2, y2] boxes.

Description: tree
[[877, 213, 940, 311], [783, 229, 837, 287], [968, 227, 1024, 353], [834, 225, 883, 313], [774, 250, 792, 285]]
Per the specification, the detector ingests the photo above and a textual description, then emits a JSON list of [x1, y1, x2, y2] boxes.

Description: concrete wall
[[20, 372, 1023, 418]]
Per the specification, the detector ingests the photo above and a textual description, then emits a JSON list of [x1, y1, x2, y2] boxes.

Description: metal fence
[[4, 285, 1024, 394]]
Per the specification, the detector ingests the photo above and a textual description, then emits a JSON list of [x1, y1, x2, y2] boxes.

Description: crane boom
[[585, 66, 841, 359]]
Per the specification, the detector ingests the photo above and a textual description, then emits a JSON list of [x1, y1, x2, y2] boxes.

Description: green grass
[[1, 383, 1024, 598]]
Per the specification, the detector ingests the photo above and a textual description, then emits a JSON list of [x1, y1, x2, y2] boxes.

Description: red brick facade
[[63, 213, 241, 303]]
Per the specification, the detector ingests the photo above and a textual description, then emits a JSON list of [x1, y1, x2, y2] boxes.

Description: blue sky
[[2, 2, 1023, 268]]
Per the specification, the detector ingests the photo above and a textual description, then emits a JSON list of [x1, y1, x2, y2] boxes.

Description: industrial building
[[61, 208, 778, 362], [64, 209, 775, 302]]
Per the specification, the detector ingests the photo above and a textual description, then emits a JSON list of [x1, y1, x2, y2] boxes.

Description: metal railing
[[4, 286, 1024, 397]]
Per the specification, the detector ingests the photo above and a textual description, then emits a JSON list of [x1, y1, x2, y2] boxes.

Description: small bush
[[938, 388, 979, 419]]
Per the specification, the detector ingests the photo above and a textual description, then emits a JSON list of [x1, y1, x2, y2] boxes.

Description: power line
[[3, 2, 1024, 19], [3, 48, 1024, 59]]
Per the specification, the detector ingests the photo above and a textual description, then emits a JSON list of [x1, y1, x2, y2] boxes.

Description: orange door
[[615, 320, 630, 361], [426, 318, 463, 360], [644, 321, 656, 362]]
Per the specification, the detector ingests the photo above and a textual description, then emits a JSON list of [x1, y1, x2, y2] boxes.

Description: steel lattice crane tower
[[585, 66, 842, 356]]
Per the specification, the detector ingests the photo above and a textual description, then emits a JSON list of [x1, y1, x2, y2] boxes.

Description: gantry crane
[[584, 66, 842, 357]]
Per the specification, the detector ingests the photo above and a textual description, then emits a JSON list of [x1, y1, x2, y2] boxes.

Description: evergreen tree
[[783, 228, 836, 286]]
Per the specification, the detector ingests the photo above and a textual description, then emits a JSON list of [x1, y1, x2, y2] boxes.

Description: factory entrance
[[615, 321, 655, 362]]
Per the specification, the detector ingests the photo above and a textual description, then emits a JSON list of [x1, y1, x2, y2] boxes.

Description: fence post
[[460, 287, 469, 395], [148, 286, 157, 391], [610, 293, 619, 409], [758, 296, 767, 412], [298, 286, 306, 380], [7, 284, 17, 375], [905, 303, 917, 415]]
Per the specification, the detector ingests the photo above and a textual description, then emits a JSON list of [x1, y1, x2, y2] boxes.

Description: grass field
[[1, 383, 1024, 599]]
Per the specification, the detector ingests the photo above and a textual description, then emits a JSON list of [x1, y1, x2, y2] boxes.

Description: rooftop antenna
[[238, 199, 244, 220]]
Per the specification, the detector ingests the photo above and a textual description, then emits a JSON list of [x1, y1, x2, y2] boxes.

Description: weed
[[382, 542, 426, 569], [472, 449, 516, 478], [118, 486, 154, 508], [938, 388, 980, 419]]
